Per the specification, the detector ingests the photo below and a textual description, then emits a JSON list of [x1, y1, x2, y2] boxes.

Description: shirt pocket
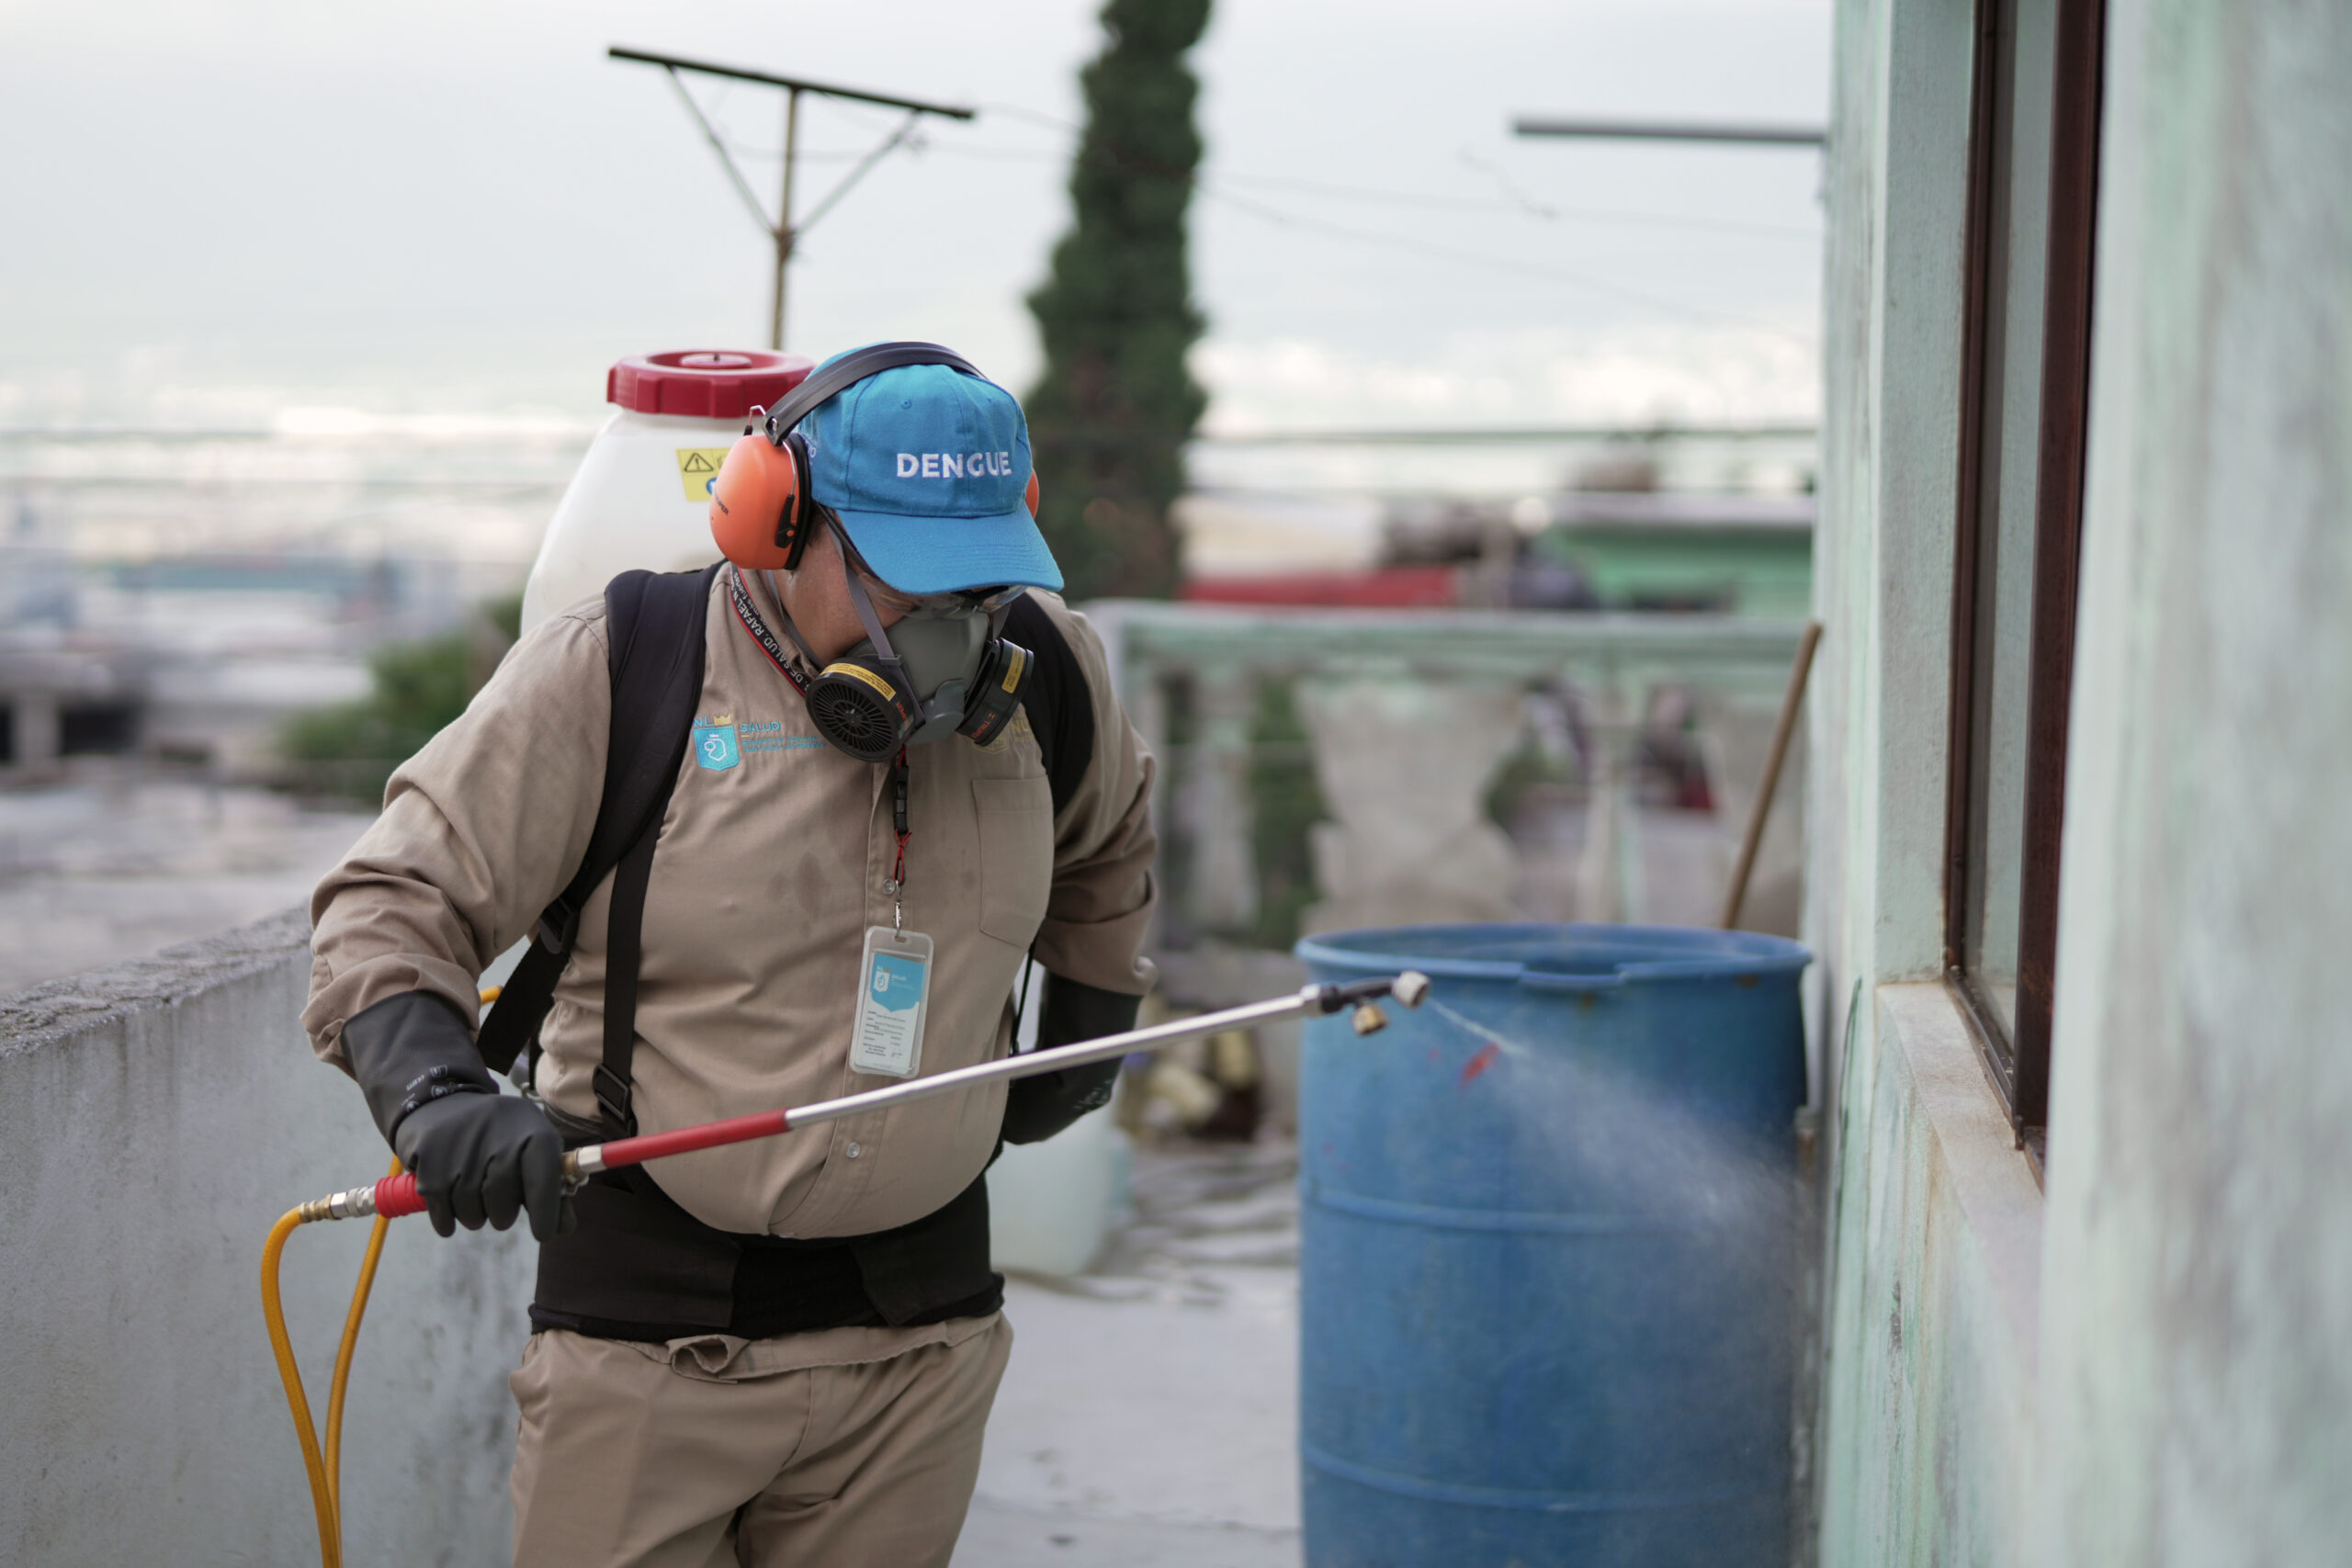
[[972, 774, 1055, 947]]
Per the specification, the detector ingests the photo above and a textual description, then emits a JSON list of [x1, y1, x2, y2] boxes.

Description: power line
[[1196, 185, 1816, 344], [1192, 423, 1816, 446], [1205, 168, 1818, 243], [910, 141, 1818, 240], [944, 105, 1826, 334], [888, 117, 1823, 335], [975, 98, 1818, 239]]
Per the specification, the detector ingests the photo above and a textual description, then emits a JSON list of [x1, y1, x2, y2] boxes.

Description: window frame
[[1943, 0, 2107, 1156]]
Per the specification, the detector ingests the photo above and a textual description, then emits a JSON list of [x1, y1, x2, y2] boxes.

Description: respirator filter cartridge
[[807, 662, 919, 763], [955, 639, 1033, 748]]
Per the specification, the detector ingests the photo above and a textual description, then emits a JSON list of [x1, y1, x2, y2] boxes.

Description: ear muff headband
[[709, 342, 1017, 572]]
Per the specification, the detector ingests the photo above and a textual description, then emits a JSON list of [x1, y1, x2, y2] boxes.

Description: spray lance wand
[[303, 971, 1427, 1223], [262, 970, 1430, 1567]]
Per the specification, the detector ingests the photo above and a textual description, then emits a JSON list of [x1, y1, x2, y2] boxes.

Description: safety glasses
[[831, 517, 1027, 615]]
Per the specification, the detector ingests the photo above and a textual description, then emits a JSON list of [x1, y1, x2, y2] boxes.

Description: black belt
[[531, 1161, 1002, 1344]]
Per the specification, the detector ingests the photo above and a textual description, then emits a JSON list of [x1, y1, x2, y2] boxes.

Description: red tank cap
[[606, 349, 815, 421]]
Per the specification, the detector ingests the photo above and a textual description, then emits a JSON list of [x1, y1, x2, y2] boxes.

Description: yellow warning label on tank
[[676, 448, 728, 502]]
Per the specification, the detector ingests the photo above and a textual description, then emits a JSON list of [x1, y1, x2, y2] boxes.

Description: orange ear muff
[[709, 432, 809, 570], [1023, 470, 1040, 519]]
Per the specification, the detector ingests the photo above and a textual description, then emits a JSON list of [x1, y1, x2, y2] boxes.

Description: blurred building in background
[[0, 419, 576, 781], [0, 381, 1818, 1003], [0, 420, 579, 989]]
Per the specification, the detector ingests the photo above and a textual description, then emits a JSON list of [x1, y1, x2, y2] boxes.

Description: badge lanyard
[[884, 751, 910, 931], [859, 756, 926, 1077], [728, 565, 811, 697], [731, 566, 932, 1077]]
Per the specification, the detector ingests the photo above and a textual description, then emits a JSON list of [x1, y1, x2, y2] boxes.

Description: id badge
[[850, 926, 933, 1078]]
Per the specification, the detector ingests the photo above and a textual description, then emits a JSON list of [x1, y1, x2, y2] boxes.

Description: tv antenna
[[611, 47, 977, 351]]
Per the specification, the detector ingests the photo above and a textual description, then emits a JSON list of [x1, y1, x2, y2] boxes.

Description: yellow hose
[[326, 1164, 398, 1514], [262, 1207, 344, 1568], [271, 987, 494, 1562], [262, 1156, 400, 1568]]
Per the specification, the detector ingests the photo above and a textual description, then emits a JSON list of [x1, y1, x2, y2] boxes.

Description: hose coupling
[[295, 1183, 381, 1224]]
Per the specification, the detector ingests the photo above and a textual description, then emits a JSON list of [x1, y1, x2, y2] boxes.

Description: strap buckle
[[592, 1063, 639, 1137], [535, 898, 582, 955]]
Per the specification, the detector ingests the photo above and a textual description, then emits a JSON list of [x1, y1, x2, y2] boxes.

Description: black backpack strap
[[476, 562, 719, 1078], [1001, 595, 1095, 818], [995, 607, 1095, 1009], [593, 827, 661, 1134]]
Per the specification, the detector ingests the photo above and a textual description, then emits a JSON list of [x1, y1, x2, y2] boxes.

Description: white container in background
[[985, 957, 1132, 1278], [989, 1104, 1130, 1278], [520, 350, 812, 636]]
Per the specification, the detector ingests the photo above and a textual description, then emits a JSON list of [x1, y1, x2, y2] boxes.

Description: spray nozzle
[[1308, 970, 1430, 1037]]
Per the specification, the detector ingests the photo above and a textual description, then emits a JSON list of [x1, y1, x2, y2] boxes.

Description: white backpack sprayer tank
[[519, 350, 813, 636]]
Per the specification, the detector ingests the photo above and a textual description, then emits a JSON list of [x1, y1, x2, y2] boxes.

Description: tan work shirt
[[304, 570, 1157, 1240]]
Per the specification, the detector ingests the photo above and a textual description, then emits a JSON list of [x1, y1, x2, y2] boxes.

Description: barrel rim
[[1295, 920, 1811, 986]]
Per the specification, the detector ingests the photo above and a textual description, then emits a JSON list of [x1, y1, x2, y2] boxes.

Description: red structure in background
[[1181, 567, 1460, 608]]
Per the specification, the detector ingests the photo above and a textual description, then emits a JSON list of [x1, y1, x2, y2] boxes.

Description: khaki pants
[[509, 1315, 1012, 1568]]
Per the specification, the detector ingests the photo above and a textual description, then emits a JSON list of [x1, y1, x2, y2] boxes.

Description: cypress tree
[[1025, 0, 1211, 601]]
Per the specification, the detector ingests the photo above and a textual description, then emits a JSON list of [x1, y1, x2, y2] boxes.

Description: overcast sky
[[0, 0, 1830, 434]]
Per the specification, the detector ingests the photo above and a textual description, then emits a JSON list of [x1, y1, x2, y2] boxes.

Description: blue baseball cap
[[797, 352, 1063, 595]]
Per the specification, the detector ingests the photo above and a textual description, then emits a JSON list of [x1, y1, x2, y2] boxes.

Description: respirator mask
[[766, 519, 1034, 763]]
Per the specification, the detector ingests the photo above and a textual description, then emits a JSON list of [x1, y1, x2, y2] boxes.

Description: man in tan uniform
[[303, 347, 1156, 1566]]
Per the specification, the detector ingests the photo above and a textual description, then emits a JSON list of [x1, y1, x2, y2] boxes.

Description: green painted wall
[[2035, 6, 2352, 1563], [1808, 4, 2352, 1567], [1805, 0, 2026, 1560]]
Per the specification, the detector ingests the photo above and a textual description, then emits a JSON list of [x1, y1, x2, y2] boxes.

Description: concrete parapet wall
[[0, 908, 532, 1565]]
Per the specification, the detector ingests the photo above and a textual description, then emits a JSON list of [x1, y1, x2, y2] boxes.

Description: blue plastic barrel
[[1294, 922, 1809, 1568]]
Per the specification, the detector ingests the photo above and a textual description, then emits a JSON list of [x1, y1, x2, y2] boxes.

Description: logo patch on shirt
[[738, 718, 827, 756], [692, 719, 740, 771]]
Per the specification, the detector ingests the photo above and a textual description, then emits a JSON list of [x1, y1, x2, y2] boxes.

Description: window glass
[[1958, 0, 2059, 1043]]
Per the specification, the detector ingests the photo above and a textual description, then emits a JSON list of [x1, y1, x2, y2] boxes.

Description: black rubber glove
[[342, 991, 572, 1240], [1001, 974, 1141, 1145], [394, 1094, 571, 1239]]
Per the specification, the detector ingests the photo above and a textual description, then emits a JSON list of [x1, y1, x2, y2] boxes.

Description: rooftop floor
[[956, 1139, 1306, 1568]]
